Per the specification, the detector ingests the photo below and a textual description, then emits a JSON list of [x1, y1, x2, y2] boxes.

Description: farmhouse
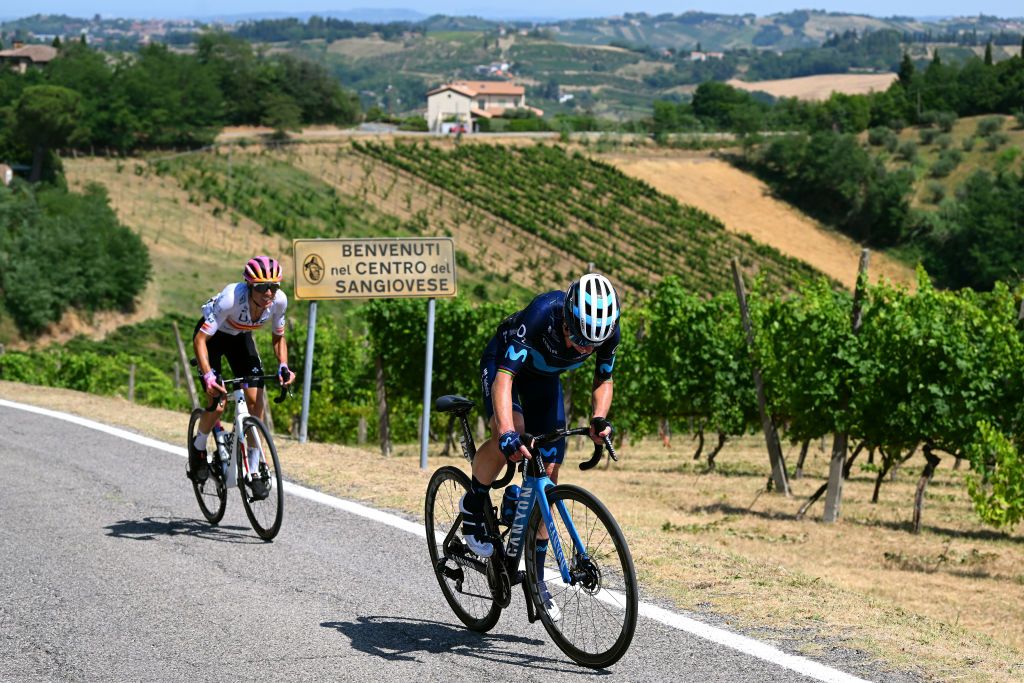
[[0, 44, 58, 73], [425, 80, 543, 133]]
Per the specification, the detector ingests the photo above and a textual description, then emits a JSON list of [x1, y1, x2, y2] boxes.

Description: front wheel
[[425, 466, 502, 632], [189, 408, 226, 525], [526, 484, 638, 669], [239, 416, 283, 541]]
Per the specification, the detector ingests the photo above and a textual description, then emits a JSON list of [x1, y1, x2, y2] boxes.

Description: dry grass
[[325, 37, 409, 59], [599, 151, 917, 289], [5, 380, 1022, 681], [726, 73, 899, 101]]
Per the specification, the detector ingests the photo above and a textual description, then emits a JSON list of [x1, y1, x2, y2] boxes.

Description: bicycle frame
[[502, 454, 588, 586], [219, 388, 254, 490]]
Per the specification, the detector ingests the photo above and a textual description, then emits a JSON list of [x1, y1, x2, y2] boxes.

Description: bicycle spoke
[[529, 484, 637, 668], [425, 467, 501, 632]]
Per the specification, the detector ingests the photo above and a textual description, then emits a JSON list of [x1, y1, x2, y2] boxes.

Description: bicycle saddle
[[435, 395, 474, 415]]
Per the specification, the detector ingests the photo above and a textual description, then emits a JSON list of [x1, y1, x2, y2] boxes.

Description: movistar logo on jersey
[[539, 446, 557, 459], [505, 345, 528, 362], [600, 358, 615, 374]]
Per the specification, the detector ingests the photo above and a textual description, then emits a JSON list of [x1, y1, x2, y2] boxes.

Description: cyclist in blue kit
[[461, 273, 621, 620]]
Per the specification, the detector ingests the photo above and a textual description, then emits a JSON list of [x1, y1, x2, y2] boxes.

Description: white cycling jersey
[[199, 282, 287, 337]]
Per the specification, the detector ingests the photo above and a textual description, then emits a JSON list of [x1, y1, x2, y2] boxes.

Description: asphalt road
[[0, 405, 908, 682]]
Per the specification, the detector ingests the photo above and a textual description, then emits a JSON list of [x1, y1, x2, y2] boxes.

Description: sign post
[[292, 237, 458, 465], [420, 298, 437, 470], [298, 301, 317, 443]]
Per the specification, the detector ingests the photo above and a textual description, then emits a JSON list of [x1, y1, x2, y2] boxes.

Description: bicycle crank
[[486, 557, 513, 608]]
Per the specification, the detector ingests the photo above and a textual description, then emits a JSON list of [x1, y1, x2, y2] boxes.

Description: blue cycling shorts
[[480, 337, 566, 464]]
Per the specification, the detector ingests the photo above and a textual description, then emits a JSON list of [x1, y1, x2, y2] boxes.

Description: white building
[[425, 80, 542, 133]]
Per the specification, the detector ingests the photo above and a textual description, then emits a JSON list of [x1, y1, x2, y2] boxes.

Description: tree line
[[0, 33, 360, 180]]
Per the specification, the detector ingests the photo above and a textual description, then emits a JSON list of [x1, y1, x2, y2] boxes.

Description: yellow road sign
[[293, 237, 458, 300]]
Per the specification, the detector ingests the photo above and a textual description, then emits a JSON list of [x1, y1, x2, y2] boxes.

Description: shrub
[[935, 111, 957, 132], [962, 136, 976, 152], [930, 156, 956, 178], [924, 180, 946, 204], [897, 140, 918, 162], [976, 116, 1004, 137], [935, 133, 953, 150], [868, 126, 894, 146], [918, 128, 939, 145], [985, 132, 1009, 151]]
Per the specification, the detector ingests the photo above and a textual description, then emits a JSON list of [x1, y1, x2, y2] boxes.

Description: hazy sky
[[8, 1, 1024, 21]]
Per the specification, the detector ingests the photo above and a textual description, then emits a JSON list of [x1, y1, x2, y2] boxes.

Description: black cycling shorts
[[192, 318, 266, 388]]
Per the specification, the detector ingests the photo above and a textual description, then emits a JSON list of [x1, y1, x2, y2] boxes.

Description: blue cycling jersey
[[489, 290, 619, 382]]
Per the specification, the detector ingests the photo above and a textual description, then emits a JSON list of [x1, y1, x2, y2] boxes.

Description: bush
[[1015, 110, 1024, 130], [398, 116, 428, 132], [924, 180, 946, 204], [918, 128, 939, 145], [935, 111, 957, 132], [0, 182, 151, 335], [930, 156, 957, 178], [867, 126, 895, 147], [935, 133, 953, 150], [962, 136, 976, 152], [976, 116, 1004, 137], [985, 131, 1009, 151], [897, 140, 918, 162]]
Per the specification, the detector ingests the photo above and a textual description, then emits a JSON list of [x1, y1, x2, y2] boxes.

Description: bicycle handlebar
[[524, 426, 619, 470], [204, 374, 291, 412]]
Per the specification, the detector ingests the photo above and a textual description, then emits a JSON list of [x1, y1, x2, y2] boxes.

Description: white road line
[[1, 399, 870, 683]]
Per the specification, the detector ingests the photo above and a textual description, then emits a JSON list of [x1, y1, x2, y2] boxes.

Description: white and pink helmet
[[243, 256, 282, 284]]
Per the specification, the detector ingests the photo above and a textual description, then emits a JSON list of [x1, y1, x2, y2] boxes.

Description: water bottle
[[500, 484, 522, 525]]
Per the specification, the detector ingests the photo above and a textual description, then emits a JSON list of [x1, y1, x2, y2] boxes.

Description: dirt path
[[602, 153, 917, 290]]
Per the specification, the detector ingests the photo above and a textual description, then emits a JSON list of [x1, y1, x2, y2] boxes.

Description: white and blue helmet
[[563, 273, 619, 345]]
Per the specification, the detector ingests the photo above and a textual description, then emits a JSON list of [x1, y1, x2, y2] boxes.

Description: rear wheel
[[525, 484, 638, 669], [425, 466, 501, 632], [189, 408, 226, 525], [239, 417, 283, 541]]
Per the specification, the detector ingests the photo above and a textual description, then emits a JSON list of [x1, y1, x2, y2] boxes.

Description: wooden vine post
[[172, 320, 200, 410], [823, 249, 870, 522], [730, 258, 789, 495]]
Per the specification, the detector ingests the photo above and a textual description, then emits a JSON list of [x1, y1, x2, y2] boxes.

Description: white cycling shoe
[[459, 494, 494, 558], [538, 581, 562, 622]]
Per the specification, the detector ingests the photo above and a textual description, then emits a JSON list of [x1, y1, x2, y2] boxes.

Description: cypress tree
[[984, 41, 993, 66], [898, 52, 915, 88]]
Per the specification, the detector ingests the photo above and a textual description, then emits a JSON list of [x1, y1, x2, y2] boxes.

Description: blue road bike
[[425, 395, 638, 669]]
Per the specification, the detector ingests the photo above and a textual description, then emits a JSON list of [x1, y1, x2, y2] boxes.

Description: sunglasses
[[564, 323, 594, 349], [253, 282, 281, 294]]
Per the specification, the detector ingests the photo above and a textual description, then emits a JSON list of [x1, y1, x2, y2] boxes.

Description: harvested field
[[601, 152, 917, 290], [726, 73, 898, 101]]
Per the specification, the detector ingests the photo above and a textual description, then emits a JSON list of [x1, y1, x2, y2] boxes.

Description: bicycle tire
[[525, 484, 638, 669], [424, 466, 502, 632], [189, 408, 226, 525], [238, 416, 284, 541]]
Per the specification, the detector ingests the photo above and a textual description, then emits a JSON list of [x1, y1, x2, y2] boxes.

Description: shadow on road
[[322, 615, 607, 674], [104, 516, 260, 544]]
